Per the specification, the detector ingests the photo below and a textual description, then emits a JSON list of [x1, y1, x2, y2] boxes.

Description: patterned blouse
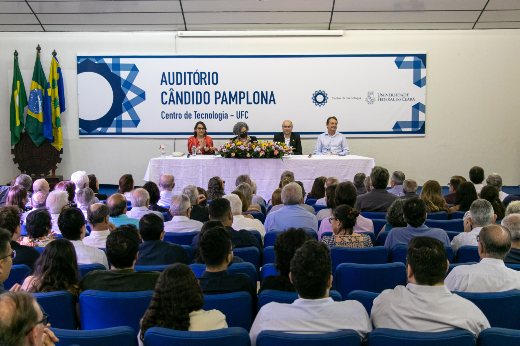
[[321, 233, 373, 248]]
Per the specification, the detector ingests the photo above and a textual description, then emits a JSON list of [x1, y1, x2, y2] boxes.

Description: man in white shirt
[[76, 187, 96, 220], [313, 116, 350, 156], [451, 199, 496, 252], [126, 189, 164, 221], [446, 224, 520, 292], [314, 177, 339, 206], [250, 241, 372, 346], [46, 190, 69, 235], [83, 204, 111, 248], [157, 174, 175, 207], [371, 236, 490, 336], [58, 207, 109, 269], [469, 166, 485, 195], [486, 173, 508, 201], [387, 171, 406, 197], [224, 194, 265, 237], [164, 195, 203, 233]]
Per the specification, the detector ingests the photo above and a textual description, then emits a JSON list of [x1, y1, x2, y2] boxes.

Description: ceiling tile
[[479, 10, 520, 21], [334, 0, 488, 11], [38, 12, 184, 25], [475, 21, 520, 28], [486, 0, 520, 10], [0, 2, 32, 13], [43, 24, 184, 31], [182, 0, 333, 12], [331, 22, 474, 29], [0, 24, 43, 31], [0, 13, 39, 24], [185, 12, 331, 24], [28, 1, 181, 14], [332, 11, 480, 23], [187, 23, 330, 30]]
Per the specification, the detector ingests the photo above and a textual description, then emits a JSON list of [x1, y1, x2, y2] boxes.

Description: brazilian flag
[[10, 54, 27, 146], [26, 52, 47, 146], [43, 56, 66, 151]]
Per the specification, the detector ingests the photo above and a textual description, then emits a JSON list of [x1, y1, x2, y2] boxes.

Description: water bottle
[[192, 145, 197, 156], [326, 146, 331, 155]]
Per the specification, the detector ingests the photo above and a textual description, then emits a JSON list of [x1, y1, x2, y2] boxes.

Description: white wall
[[1, 30, 519, 186]]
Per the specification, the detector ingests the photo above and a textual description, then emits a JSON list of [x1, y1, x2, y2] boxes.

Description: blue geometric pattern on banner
[[395, 56, 426, 88], [393, 102, 425, 132]]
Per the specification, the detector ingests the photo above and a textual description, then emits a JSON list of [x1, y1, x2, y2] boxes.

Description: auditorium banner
[[77, 54, 426, 138]]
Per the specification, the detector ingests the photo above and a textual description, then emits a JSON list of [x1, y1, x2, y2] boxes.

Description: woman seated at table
[[20, 209, 54, 248], [449, 182, 478, 213], [187, 121, 214, 155], [118, 174, 134, 202], [321, 205, 373, 248], [420, 180, 450, 213], [230, 121, 257, 143], [207, 177, 225, 200], [316, 185, 337, 221]]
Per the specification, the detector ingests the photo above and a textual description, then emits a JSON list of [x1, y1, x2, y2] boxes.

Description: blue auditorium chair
[[425, 219, 464, 233], [134, 265, 170, 272], [233, 246, 260, 274], [313, 205, 328, 214], [35, 247, 45, 253], [258, 289, 342, 312], [372, 219, 387, 237], [257, 329, 361, 346], [336, 263, 407, 299], [79, 290, 154, 334], [260, 204, 267, 216], [263, 246, 275, 264], [447, 262, 477, 276], [78, 263, 106, 280], [445, 231, 459, 242], [21, 223, 27, 236], [144, 327, 250, 346], [505, 263, 520, 271], [368, 328, 475, 346], [455, 246, 480, 263], [189, 262, 257, 286], [305, 198, 317, 206], [331, 246, 388, 284], [450, 211, 466, 219], [181, 245, 194, 263], [376, 231, 389, 246], [361, 212, 387, 219], [163, 231, 199, 246], [426, 211, 449, 220], [389, 244, 453, 264], [244, 212, 266, 224], [477, 327, 520, 346], [250, 230, 262, 247], [203, 292, 253, 331], [346, 290, 379, 317], [34, 291, 77, 330], [260, 263, 279, 283], [50, 326, 137, 346], [4, 264, 31, 290], [264, 230, 318, 247]]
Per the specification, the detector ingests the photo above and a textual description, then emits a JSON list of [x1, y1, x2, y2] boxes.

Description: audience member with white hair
[[164, 195, 203, 233], [314, 177, 340, 206], [15, 174, 33, 198], [224, 194, 265, 237], [451, 199, 497, 252], [506, 201, 520, 217], [126, 188, 164, 221], [264, 183, 318, 232], [486, 173, 508, 201], [235, 183, 262, 214], [502, 214, 520, 264], [182, 184, 209, 222], [83, 204, 112, 248], [353, 173, 367, 196], [75, 188, 96, 220], [388, 171, 406, 197], [400, 179, 419, 200], [157, 174, 175, 207], [46, 190, 70, 235], [250, 180, 266, 207], [71, 171, 89, 192]]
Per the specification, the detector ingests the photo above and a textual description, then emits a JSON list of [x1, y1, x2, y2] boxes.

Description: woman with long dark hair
[[88, 174, 107, 201], [118, 174, 134, 202], [6, 185, 29, 213], [207, 177, 225, 201], [54, 181, 77, 208], [307, 176, 326, 200], [420, 180, 449, 213], [142, 181, 169, 214], [139, 263, 227, 345], [449, 182, 478, 213], [480, 186, 506, 220]]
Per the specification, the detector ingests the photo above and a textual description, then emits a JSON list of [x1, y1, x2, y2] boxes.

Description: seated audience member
[[269, 183, 315, 215], [259, 228, 310, 293], [503, 182, 520, 207], [136, 214, 187, 266], [264, 183, 319, 233], [6, 186, 29, 215], [319, 182, 374, 239], [380, 199, 407, 234], [75, 187, 96, 220], [138, 264, 227, 346], [469, 166, 485, 195], [235, 183, 262, 214], [294, 181, 316, 213], [307, 176, 326, 200], [198, 226, 257, 309], [157, 174, 175, 207], [88, 174, 107, 201], [46, 190, 69, 235], [59, 207, 109, 269], [207, 176, 225, 201], [83, 204, 111, 248], [371, 237, 490, 336], [314, 177, 340, 206], [420, 180, 449, 213], [451, 199, 497, 252], [127, 188, 164, 221], [449, 182, 479, 213], [235, 174, 252, 187], [33, 178, 50, 196], [388, 171, 406, 197], [385, 198, 450, 250], [446, 225, 520, 292], [197, 187, 208, 207], [118, 174, 135, 203], [364, 176, 371, 195], [231, 190, 254, 218], [71, 171, 89, 192], [354, 173, 367, 196], [480, 186, 506, 220], [0, 207, 39, 270], [322, 205, 373, 248], [270, 188, 283, 210], [183, 185, 209, 222], [142, 182, 169, 214], [250, 241, 372, 345], [80, 225, 160, 292], [400, 179, 419, 200], [502, 214, 520, 264], [316, 185, 337, 221], [193, 221, 244, 265], [14, 174, 33, 200], [0, 228, 23, 292], [250, 181, 266, 207], [21, 191, 47, 223], [0, 291, 59, 345], [225, 194, 265, 237], [20, 209, 53, 248], [54, 181, 77, 208], [279, 170, 295, 186], [164, 195, 203, 233], [21, 239, 80, 301], [443, 176, 466, 205], [356, 166, 398, 212], [107, 193, 140, 229], [506, 201, 520, 216]]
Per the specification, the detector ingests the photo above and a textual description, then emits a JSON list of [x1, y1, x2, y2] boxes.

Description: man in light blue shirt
[[314, 116, 349, 156], [264, 183, 319, 232], [107, 193, 140, 229], [387, 171, 405, 197]]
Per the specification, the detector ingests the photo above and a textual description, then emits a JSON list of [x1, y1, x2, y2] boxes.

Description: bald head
[[159, 174, 175, 191], [282, 120, 293, 136], [87, 203, 110, 228], [33, 179, 49, 194], [107, 193, 127, 217], [325, 177, 339, 188], [479, 224, 512, 260]]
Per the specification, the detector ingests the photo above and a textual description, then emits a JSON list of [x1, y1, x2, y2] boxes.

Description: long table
[[143, 155, 376, 200]]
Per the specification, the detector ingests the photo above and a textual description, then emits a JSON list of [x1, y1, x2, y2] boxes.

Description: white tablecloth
[[143, 155, 376, 201]]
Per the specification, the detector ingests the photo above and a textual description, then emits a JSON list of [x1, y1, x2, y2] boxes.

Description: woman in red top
[[187, 121, 214, 155]]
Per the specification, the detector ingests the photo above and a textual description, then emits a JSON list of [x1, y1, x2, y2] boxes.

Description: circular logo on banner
[[312, 90, 328, 107]]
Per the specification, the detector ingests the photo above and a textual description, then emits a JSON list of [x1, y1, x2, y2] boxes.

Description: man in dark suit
[[273, 120, 302, 155]]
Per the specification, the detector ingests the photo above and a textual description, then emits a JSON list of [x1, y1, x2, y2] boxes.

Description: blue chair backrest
[[305, 198, 317, 206], [181, 245, 194, 263], [361, 212, 387, 220], [163, 231, 199, 246], [78, 263, 106, 280], [445, 231, 459, 242], [35, 247, 45, 253], [249, 230, 262, 247], [390, 244, 453, 264], [258, 289, 342, 312], [260, 264, 279, 284], [376, 231, 389, 246], [372, 219, 387, 237], [456, 245, 480, 263], [34, 291, 77, 330], [134, 265, 170, 272], [263, 246, 275, 264], [203, 292, 253, 331], [425, 219, 464, 233], [368, 328, 475, 346], [318, 219, 322, 230], [144, 327, 250, 346], [50, 326, 138, 346], [21, 223, 27, 236], [447, 262, 477, 277], [453, 289, 520, 329], [260, 204, 267, 216], [264, 230, 318, 247], [4, 264, 31, 290], [233, 246, 260, 274], [477, 327, 520, 346], [189, 263, 257, 286], [313, 205, 328, 214], [385, 223, 394, 232], [79, 290, 154, 334], [336, 263, 407, 299], [257, 329, 361, 346], [450, 211, 466, 219], [426, 211, 449, 220], [161, 211, 173, 222], [505, 263, 520, 271], [331, 246, 388, 285], [245, 212, 266, 224], [346, 290, 379, 317]]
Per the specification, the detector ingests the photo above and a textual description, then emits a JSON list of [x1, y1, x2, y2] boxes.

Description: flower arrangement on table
[[215, 140, 292, 159]]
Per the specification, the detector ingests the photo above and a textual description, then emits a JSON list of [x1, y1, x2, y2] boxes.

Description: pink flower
[[247, 153, 251, 157], [260, 151, 265, 156], [274, 150, 279, 155], [231, 152, 235, 157]]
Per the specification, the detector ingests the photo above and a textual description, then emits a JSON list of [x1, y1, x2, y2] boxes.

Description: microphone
[[308, 154, 313, 158]]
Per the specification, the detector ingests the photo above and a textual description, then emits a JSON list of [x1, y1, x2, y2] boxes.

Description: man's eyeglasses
[[0, 250, 16, 261], [476, 235, 480, 243], [26, 314, 49, 335]]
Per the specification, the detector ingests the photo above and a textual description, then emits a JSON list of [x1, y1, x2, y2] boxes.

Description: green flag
[[10, 53, 27, 146], [26, 51, 47, 146]]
